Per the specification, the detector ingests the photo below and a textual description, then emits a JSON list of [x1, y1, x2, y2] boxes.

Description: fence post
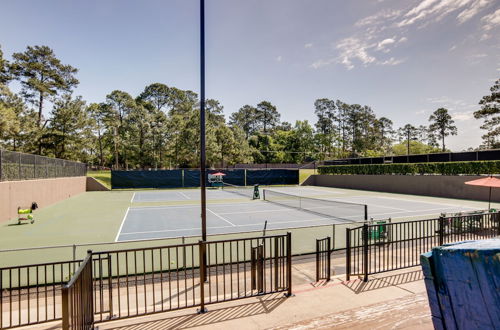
[[346, 228, 351, 281], [438, 216, 444, 246], [107, 255, 113, 319], [362, 224, 369, 282], [327, 236, 331, 281], [62, 287, 69, 330], [197, 240, 207, 313], [285, 232, 292, 297], [315, 239, 320, 282], [496, 212, 500, 236]]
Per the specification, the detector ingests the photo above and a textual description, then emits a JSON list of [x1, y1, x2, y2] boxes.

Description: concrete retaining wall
[[305, 175, 500, 202], [0, 176, 87, 223]]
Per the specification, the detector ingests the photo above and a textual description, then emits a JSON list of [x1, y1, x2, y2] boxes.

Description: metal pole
[[200, 0, 207, 243], [286, 232, 292, 297], [346, 228, 351, 281], [362, 224, 369, 282], [488, 187, 492, 210]]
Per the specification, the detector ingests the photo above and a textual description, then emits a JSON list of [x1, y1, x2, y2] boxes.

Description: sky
[[1, 0, 499, 151]]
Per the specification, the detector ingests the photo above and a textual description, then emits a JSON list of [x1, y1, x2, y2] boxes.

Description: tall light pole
[[200, 0, 207, 243]]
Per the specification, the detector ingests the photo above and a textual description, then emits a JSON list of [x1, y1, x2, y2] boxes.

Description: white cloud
[[304, 43, 313, 48], [377, 38, 396, 50], [452, 111, 475, 121], [416, 109, 427, 115], [355, 9, 401, 27], [335, 37, 376, 70], [379, 57, 405, 66], [397, 0, 496, 27], [481, 8, 500, 32], [457, 0, 493, 23], [276, 56, 282, 62], [311, 0, 497, 70]]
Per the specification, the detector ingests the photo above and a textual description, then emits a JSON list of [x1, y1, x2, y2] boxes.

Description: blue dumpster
[[420, 239, 500, 330]]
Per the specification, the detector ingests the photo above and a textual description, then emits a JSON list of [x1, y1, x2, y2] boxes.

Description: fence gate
[[62, 251, 94, 330], [315, 237, 331, 282]]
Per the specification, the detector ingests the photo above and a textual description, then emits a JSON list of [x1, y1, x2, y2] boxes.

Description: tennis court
[[117, 186, 479, 241]]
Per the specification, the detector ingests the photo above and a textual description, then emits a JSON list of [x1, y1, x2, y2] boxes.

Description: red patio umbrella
[[464, 176, 500, 210], [210, 172, 226, 176]]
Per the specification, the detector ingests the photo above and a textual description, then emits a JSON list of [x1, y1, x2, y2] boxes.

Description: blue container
[[421, 239, 500, 330]]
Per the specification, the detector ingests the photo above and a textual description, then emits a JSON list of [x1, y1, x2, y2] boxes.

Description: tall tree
[[398, 124, 419, 155], [138, 83, 171, 112], [314, 98, 337, 157], [255, 101, 280, 133], [0, 46, 11, 84], [229, 105, 257, 138], [10, 46, 79, 126], [474, 79, 500, 148], [48, 94, 89, 159], [375, 117, 394, 154], [428, 108, 457, 151]]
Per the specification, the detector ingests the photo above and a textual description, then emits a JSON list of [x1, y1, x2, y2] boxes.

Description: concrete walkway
[[93, 267, 431, 329]]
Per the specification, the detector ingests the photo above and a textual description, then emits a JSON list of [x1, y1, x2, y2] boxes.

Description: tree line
[[0, 44, 497, 169]]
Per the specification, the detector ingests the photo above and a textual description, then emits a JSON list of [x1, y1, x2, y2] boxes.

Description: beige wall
[[306, 175, 500, 202], [0, 177, 87, 224]]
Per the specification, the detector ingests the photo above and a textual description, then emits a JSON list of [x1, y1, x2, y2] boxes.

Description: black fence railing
[[0, 234, 292, 329], [62, 252, 94, 330], [325, 149, 500, 166], [90, 234, 292, 323], [346, 212, 500, 282], [315, 237, 331, 282], [0, 259, 82, 329], [0, 149, 87, 181]]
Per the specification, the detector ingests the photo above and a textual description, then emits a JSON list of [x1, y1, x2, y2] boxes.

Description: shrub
[[318, 161, 500, 175]]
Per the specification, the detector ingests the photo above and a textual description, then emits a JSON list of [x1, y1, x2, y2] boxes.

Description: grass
[[299, 169, 316, 184], [87, 170, 111, 189]]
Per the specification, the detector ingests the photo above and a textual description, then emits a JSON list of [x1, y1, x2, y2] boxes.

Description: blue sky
[[1, 0, 499, 150]]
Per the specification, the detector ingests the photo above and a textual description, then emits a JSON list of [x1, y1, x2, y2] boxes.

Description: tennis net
[[263, 189, 368, 222], [222, 182, 256, 199]]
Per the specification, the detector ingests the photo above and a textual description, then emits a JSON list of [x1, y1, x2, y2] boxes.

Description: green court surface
[[0, 186, 494, 268]]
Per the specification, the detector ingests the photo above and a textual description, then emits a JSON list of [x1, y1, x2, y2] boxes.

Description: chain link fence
[[0, 149, 87, 181]]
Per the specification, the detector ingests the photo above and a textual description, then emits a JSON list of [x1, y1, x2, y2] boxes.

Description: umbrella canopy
[[464, 177, 500, 188], [210, 172, 226, 176]]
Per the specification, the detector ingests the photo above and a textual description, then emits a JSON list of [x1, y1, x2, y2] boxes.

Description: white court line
[[362, 195, 481, 208], [131, 192, 136, 203], [207, 208, 236, 226], [119, 216, 336, 236], [115, 207, 130, 242], [178, 192, 191, 200], [128, 202, 257, 211]]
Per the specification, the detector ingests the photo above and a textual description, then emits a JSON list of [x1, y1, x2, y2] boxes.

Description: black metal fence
[[0, 259, 82, 329], [91, 234, 292, 323], [0, 149, 87, 181], [325, 149, 500, 166], [0, 234, 292, 329], [315, 237, 331, 282], [62, 252, 94, 330], [346, 212, 500, 281]]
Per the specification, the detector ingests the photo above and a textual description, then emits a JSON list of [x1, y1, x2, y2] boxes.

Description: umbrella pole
[[488, 186, 492, 211]]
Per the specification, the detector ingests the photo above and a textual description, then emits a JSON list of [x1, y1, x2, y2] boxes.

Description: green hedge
[[318, 161, 500, 175]]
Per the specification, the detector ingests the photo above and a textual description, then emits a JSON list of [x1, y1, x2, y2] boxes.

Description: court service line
[[207, 208, 236, 227], [115, 207, 130, 242], [178, 192, 191, 200], [131, 192, 136, 203]]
